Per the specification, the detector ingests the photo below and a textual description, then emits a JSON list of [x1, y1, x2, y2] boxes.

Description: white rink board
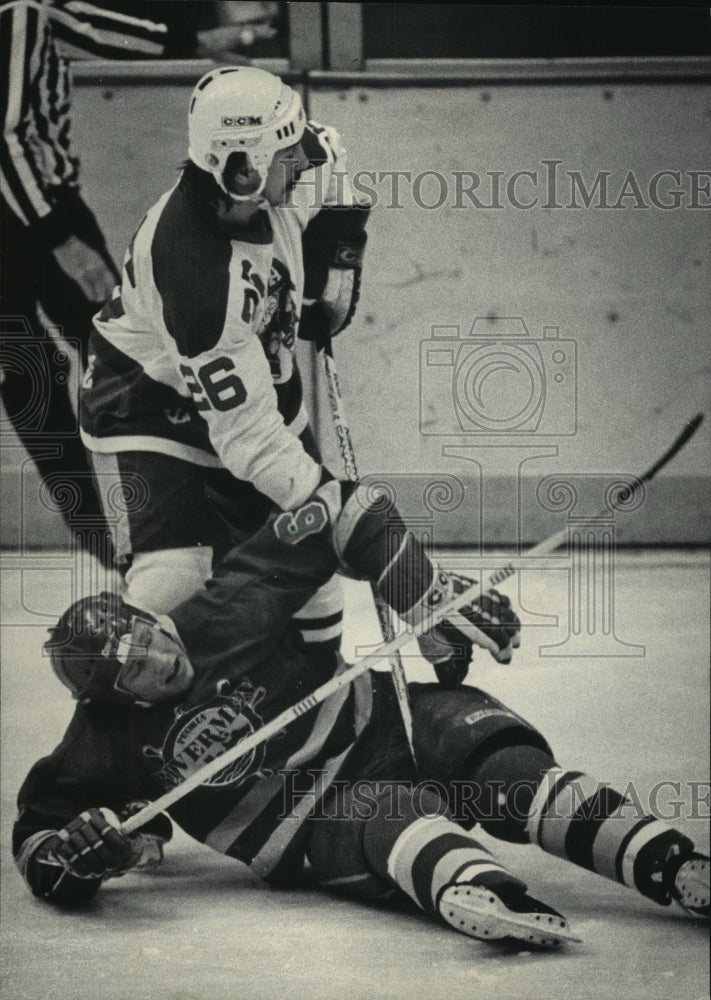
[[1, 551, 708, 1000]]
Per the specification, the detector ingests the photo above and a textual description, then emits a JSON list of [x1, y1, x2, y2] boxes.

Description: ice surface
[[1, 551, 708, 1000]]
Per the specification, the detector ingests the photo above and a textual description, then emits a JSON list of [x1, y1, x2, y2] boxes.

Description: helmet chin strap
[[221, 175, 267, 204], [217, 155, 268, 204]]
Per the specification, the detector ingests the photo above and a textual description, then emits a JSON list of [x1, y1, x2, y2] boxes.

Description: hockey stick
[[319, 338, 420, 771], [496, 410, 705, 567], [121, 412, 703, 835]]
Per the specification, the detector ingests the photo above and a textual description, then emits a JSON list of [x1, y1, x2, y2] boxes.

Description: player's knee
[[464, 744, 558, 843], [123, 547, 213, 615]]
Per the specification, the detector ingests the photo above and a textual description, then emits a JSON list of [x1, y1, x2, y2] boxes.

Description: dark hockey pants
[[305, 681, 696, 912]]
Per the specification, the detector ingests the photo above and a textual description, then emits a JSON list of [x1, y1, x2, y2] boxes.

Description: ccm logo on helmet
[[221, 115, 263, 127]]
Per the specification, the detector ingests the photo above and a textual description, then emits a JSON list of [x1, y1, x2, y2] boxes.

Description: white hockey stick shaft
[[121, 558, 511, 834], [319, 343, 421, 767], [121, 412, 704, 835]]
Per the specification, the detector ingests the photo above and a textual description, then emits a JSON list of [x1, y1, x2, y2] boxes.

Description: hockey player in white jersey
[[81, 66, 368, 655]]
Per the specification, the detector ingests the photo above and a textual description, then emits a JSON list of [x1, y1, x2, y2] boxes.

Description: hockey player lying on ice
[[13, 480, 709, 948]]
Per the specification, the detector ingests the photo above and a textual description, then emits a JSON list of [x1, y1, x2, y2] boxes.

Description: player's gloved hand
[[49, 807, 139, 880], [195, 23, 275, 60], [298, 204, 370, 348], [416, 573, 521, 688], [51, 235, 117, 304], [117, 801, 173, 872]]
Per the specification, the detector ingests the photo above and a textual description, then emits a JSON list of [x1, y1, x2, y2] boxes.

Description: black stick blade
[[640, 412, 705, 485], [616, 413, 704, 506]]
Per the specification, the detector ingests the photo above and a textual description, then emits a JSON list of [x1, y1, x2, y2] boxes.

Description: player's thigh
[[91, 450, 219, 555], [306, 790, 398, 905], [90, 450, 217, 612], [409, 682, 552, 788]]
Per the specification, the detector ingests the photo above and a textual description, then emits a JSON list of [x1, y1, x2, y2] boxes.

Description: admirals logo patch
[[144, 681, 271, 790], [257, 258, 297, 380]]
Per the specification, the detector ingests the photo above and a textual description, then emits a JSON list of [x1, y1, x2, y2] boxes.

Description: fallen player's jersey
[[13, 636, 374, 889], [13, 498, 372, 893], [13, 481, 544, 902], [80, 121, 355, 511]]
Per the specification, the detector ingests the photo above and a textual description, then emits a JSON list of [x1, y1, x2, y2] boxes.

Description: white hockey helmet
[[188, 66, 306, 201]]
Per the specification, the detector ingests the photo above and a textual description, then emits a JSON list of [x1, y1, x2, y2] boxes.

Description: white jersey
[[81, 121, 355, 511]]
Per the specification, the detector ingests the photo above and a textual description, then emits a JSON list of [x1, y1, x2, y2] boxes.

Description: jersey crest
[[144, 681, 272, 790], [257, 257, 297, 379]]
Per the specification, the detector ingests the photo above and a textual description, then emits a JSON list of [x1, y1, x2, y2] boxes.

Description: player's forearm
[[333, 482, 437, 617], [204, 388, 323, 511], [164, 474, 438, 699], [1, 131, 82, 226], [0, 151, 50, 228], [1, 99, 85, 231], [184, 476, 435, 625], [51, 1, 198, 60], [213, 424, 323, 512], [300, 121, 360, 211]]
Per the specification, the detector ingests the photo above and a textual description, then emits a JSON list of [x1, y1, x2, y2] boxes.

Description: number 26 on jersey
[[180, 358, 247, 412]]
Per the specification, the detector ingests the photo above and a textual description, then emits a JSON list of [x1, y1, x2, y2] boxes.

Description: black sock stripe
[[562, 786, 629, 871], [450, 857, 494, 882], [295, 611, 344, 628], [614, 816, 657, 885], [410, 833, 479, 912], [536, 770, 585, 846]]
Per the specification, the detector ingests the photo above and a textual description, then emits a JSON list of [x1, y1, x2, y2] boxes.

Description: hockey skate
[[667, 853, 710, 920], [438, 881, 581, 949]]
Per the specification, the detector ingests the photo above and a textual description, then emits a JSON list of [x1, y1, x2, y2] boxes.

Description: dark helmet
[[45, 591, 154, 704]]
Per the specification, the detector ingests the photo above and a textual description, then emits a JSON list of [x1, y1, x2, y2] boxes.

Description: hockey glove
[[49, 807, 139, 880], [18, 807, 161, 903], [298, 204, 370, 349], [413, 572, 521, 688]]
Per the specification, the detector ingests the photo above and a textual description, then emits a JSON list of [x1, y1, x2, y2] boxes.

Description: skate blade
[[439, 885, 582, 949]]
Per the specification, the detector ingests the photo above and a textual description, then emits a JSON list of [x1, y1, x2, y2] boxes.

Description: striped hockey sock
[[352, 786, 578, 945], [382, 814, 524, 913], [526, 768, 695, 905]]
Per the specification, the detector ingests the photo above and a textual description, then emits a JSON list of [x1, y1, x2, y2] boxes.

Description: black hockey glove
[[49, 807, 139, 880], [19, 806, 161, 903], [415, 573, 521, 688], [298, 204, 370, 349]]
